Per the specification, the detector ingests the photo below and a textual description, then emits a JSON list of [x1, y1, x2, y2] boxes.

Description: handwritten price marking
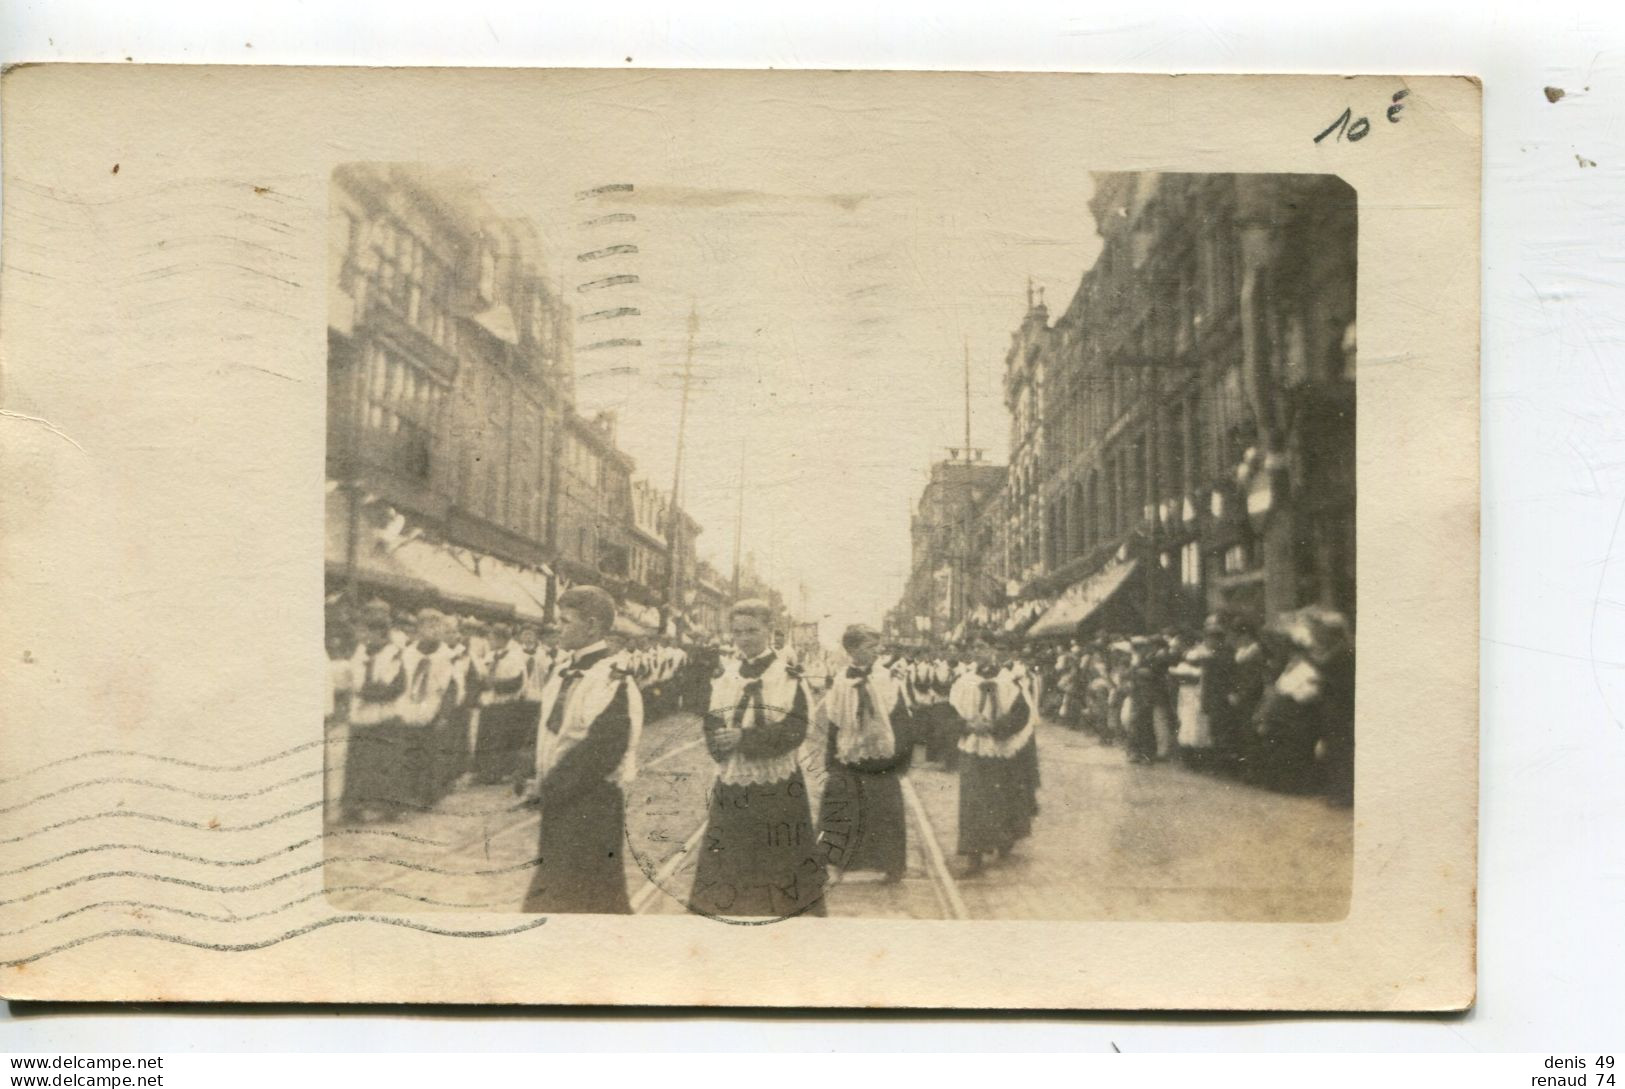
[[1314, 89, 1409, 144]]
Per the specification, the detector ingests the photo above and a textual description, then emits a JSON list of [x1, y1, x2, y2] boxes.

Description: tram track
[[331, 720, 972, 921], [334, 723, 707, 913], [628, 770, 971, 921], [900, 775, 970, 920]]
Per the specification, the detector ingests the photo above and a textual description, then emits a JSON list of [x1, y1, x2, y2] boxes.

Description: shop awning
[[1003, 597, 1052, 633], [614, 613, 653, 637], [487, 561, 552, 622], [1026, 558, 1140, 638], [390, 539, 517, 614], [326, 490, 437, 596], [326, 487, 543, 618]]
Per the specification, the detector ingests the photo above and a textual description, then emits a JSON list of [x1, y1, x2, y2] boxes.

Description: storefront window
[[1181, 541, 1202, 589]]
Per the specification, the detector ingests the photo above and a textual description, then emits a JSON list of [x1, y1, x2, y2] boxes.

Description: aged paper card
[[0, 66, 1478, 1008]]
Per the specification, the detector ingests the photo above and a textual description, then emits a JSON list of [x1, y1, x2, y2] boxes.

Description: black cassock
[[691, 657, 827, 919], [522, 655, 633, 915], [342, 651, 407, 819], [956, 679, 1035, 857], [820, 674, 914, 880]]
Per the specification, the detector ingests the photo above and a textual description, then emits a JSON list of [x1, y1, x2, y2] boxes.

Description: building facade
[[555, 410, 634, 586], [326, 165, 701, 624], [1007, 172, 1356, 634], [327, 165, 570, 605], [627, 477, 703, 628], [891, 457, 1008, 641], [1005, 285, 1054, 589], [691, 560, 727, 638]]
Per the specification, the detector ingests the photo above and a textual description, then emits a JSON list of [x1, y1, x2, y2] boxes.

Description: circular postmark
[[623, 703, 869, 924]]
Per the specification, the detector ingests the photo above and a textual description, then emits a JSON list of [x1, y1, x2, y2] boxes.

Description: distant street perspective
[[324, 167, 1355, 920]]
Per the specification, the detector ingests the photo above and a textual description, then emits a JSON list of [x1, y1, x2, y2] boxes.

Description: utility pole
[[731, 435, 746, 604], [950, 338, 982, 633], [963, 337, 972, 458], [959, 339, 971, 628], [663, 304, 698, 637], [1146, 352, 1162, 629]]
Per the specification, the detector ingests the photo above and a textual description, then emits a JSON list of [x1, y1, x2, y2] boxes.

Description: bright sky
[[477, 73, 1107, 641]]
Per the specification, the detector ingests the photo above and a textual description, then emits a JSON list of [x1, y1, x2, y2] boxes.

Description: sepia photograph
[[321, 164, 1357, 923], [0, 65, 1475, 1009]]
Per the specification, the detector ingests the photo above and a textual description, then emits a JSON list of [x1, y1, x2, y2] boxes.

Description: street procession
[[323, 165, 1357, 922]]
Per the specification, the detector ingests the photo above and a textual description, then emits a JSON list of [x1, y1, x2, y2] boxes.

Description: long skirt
[[681, 677, 713, 716], [343, 720, 433, 817], [511, 700, 541, 788], [1249, 693, 1324, 794], [1321, 718, 1355, 807], [324, 715, 350, 819], [432, 706, 472, 796], [521, 780, 631, 914], [1086, 686, 1112, 741], [1152, 700, 1178, 759], [690, 771, 828, 919], [925, 703, 962, 768], [472, 701, 528, 784], [1123, 696, 1157, 762], [1176, 685, 1211, 749], [956, 752, 1030, 857], [820, 764, 906, 878], [1012, 735, 1040, 825]]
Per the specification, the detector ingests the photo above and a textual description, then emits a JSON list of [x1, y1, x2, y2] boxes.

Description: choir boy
[[521, 586, 643, 914]]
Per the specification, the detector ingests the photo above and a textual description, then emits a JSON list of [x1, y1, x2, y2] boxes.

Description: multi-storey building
[[1014, 172, 1356, 638], [690, 560, 727, 638], [627, 477, 703, 628], [327, 165, 571, 614], [555, 409, 634, 587], [1004, 284, 1054, 588], [325, 165, 701, 625], [891, 457, 1008, 641]]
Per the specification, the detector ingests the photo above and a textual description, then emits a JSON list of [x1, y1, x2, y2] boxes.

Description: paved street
[[325, 713, 1351, 922]]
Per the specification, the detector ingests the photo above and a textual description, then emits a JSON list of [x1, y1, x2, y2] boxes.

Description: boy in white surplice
[[815, 624, 914, 883], [949, 636, 1037, 874], [520, 585, 643, 915], [692, 599, 827, 919]]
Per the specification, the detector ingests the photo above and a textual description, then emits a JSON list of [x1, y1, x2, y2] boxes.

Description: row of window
[[359, 338, 561, 541], [338, 209, 566, 364], [630, 543, 669, 589], [362, 342, 446, 484], [367, 344, 445, 427], [335, 212, 459, 353]]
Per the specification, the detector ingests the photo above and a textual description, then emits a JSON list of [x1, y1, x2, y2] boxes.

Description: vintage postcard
[[0, 66, 1479, 1008]]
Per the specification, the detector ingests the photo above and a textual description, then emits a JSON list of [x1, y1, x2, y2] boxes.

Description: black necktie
[[411, 657, 431, 701], [732, 678, 764, 730], [545, 666, 584, 735], [732, 654, 774, 729], [846, 666, 875, 723], [978, 679, 999, 719]]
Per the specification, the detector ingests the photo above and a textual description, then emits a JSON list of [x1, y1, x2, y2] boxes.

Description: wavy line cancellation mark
[[1, 886, 518, 939], [4, 914, 549, 968], [1, 852, 548, 910]]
